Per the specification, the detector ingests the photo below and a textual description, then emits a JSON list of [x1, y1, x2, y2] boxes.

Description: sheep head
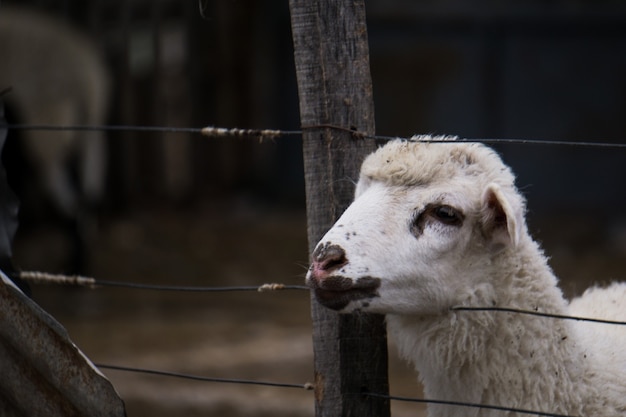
[[307, 137, 527, 315]]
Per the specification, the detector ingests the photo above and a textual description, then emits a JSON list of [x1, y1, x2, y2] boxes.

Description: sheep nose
[[310, 243, 348, 279]]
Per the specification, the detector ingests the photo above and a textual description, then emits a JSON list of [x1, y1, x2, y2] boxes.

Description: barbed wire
[[5, 122, 626, 149], [19, 271, 308, 292]]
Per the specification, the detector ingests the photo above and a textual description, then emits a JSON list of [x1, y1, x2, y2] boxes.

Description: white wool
[[308, 137, 626, 416]]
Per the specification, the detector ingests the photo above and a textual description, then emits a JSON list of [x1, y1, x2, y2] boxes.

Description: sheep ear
[[481, 184, 520, 249]]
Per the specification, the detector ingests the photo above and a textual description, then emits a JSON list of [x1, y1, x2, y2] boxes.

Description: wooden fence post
[[289, 2, 390, 417]]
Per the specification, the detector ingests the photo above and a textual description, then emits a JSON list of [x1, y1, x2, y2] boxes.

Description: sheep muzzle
[[308, 275, 381, 311]]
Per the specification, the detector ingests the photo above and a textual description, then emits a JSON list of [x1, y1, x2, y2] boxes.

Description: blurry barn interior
[[1, 1, 626, 416]]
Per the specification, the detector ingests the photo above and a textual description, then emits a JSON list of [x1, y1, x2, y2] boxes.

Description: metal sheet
[[0, 273, 126, 417]]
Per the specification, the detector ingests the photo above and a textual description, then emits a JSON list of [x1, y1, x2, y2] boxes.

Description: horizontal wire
[[364, 392, 577, 417], [400, 136, 626, 149], [5, 122, 626, 149], [5, 123, 203, 134], [362, 132, 626, 148], [96, 364, 314, 390], [95, 363, 576, 417], [451, 306, 626, 326], [19, 271, 308, 292], [3, 123, 302, 140], [20, 272, 623, 324], [95, 280, 309, 292]]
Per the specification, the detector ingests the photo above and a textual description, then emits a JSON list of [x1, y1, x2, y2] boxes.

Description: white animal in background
[[307, 137, 626, 417], [0, 6, 110, 271]]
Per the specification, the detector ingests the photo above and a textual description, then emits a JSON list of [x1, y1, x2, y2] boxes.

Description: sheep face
[[307, 140, 525, 315]]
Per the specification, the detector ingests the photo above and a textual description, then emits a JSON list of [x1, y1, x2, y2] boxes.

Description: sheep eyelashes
[[307, 137, 626, 417]]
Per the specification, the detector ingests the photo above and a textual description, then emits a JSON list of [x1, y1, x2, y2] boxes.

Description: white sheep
[[307, 136, 626, 417], [0, 7, 110, 215], [1, 6, 110, 271]]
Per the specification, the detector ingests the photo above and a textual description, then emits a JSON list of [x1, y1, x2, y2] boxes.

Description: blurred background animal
[[0, 6, 110, 273]]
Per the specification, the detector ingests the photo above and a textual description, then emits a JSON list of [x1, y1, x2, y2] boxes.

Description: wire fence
[[22, 268, 626, 417], [96, 364, 315, 391], [5, 122, 626, 149], [19, 271, 308, 292], [19, 271, 626, 327], [5, 121, 626, 417], [96, 364, 575, 417]]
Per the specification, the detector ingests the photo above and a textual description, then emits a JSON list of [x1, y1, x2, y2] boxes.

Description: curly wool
[[362, 138, 626, 416]]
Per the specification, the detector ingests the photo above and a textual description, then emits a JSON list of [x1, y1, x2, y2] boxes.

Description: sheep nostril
[[312, 244, 348, 275], [323, 257, 346, 270]]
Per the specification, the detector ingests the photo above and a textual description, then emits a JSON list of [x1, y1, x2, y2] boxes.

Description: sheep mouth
[[309, 276, 381, 311]]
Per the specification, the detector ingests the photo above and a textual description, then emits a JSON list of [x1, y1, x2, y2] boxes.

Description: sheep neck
[[386, 235, 591, 417]]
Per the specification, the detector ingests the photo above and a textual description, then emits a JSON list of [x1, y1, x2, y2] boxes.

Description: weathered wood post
[[289, 2, 390, 417]]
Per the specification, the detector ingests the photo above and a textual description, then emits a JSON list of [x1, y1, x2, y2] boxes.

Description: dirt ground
[[12, 200, 626, 417]]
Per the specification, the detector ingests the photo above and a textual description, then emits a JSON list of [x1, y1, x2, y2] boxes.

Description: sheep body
[[0, 6, 110, 217], [307, 137, 626, 416], [568, 282, 626, 376], [0, 6, 110, 271]]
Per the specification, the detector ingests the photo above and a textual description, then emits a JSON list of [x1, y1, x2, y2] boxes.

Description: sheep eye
[[431, 205, 464, 226], [411, 204, 464, 236]]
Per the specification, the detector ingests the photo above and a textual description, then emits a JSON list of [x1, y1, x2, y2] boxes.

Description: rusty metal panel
[[0, 272, 126, 417]]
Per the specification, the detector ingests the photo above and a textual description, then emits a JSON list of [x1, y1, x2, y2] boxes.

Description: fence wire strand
[[451, 306, 626, 326], [5, 122, 626, 149], [95, 363, 578, 417], [19, 271, 308, 292], [96, 363, 314, 390], [20, 271, 625, 326], [363, 392, 578, 417]]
